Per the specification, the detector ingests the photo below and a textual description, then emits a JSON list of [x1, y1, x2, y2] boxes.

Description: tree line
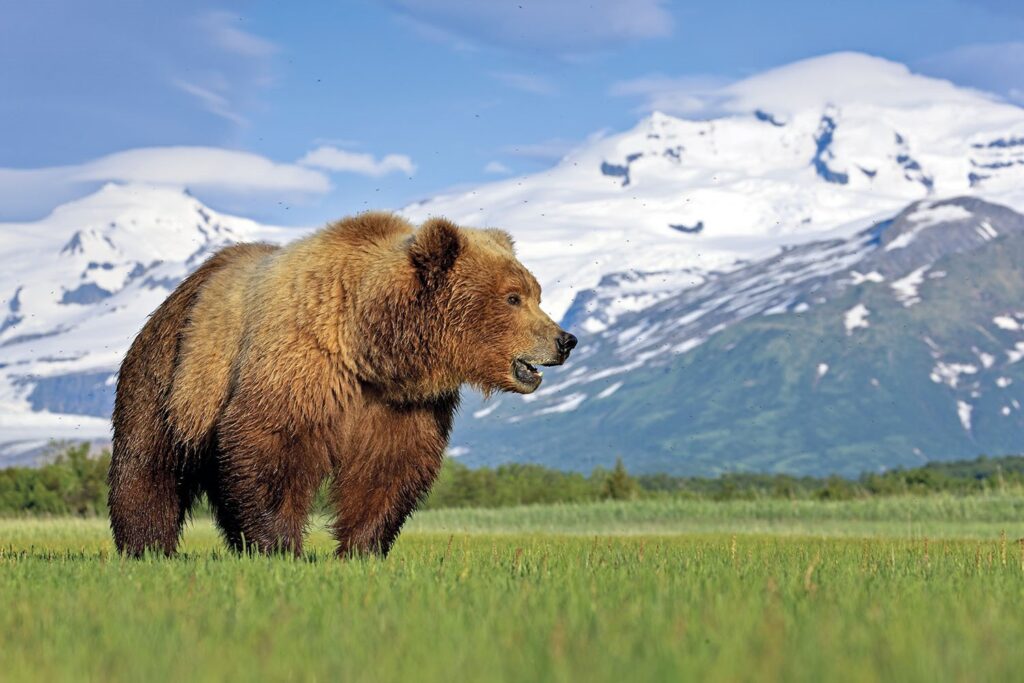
[[2, 443, 1024, 517]]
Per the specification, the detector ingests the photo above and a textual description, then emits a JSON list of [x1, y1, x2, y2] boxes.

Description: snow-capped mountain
[[3, 51, 1024, 472], [404, 52, 1024, 320], [0, 184, 290, 461]]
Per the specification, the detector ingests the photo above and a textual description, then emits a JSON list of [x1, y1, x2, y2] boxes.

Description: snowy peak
[[33, 182, 254, 264], [0, 184, 295, 460], [0, 183, 281, 346], [405, 53, 1024, 321]]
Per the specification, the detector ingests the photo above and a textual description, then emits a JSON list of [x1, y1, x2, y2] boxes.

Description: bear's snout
[[556, 331, 578, 361]]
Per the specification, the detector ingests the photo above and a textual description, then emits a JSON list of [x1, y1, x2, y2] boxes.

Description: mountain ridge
[[448, 196, 1024, 476]]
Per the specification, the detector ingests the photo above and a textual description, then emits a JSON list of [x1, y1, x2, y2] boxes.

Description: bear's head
[[404, 217, 578, 397]]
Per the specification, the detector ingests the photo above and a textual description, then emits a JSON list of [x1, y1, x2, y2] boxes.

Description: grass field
[[3, 496, 1024, 682]]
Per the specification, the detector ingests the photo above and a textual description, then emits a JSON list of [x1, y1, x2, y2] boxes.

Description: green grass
[[410, 493, 1024, 539], [2, 496, 1024, 682]]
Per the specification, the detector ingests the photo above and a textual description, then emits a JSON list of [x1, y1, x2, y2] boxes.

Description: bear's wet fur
[[108, 213, 576, 557]]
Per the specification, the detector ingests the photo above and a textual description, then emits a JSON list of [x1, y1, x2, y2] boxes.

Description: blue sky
[[2, 0, 1023, 225]]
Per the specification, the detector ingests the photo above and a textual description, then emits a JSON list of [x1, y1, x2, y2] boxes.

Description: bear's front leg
[[330, 393, 456, 557]]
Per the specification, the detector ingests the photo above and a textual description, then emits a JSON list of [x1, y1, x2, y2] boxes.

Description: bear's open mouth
[[512, 358, 543, 388]]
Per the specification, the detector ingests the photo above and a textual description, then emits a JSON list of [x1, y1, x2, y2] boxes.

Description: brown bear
[[108, 212, 577, 557]]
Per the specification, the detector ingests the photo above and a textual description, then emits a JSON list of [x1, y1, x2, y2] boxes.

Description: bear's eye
[[506, 293, 522, 307]]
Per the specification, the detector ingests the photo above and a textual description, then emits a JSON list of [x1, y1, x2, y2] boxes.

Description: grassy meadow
[[2, 496, 1024, 682]]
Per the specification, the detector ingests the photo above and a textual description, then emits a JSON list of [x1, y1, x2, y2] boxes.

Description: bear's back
[[165, 242, 279, 445]]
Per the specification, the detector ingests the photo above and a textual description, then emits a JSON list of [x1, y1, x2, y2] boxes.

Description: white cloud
[[610, 52, 1011, 117], [0, 147, 331, 219], [78, 147, 329, 191], [386, 0, 673, 53], [484, 161, 512, 175], [299, 147, 417, 177], [491, 72, 557, 95]]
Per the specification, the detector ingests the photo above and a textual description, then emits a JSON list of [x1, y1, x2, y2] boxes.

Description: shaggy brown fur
[[108, 213, 577, 557]]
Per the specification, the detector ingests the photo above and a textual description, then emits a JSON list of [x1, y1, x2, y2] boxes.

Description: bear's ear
[[485, 229, 516, 254], [410, 218, 463, 288]]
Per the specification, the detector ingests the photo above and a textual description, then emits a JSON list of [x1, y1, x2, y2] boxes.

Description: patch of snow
[[996, 376, 1013, 388], [596, 381, 624, 399], [1008, 342, 1024, 364], [617, 323, 648, 346], [977, 220, 998, 240], [1002, 406, 1012, 416], [844, 303, 870, 334], [673, 337, 704, 354], [930, 362, 978, 388], [817, 363, 829, 378], [909, 203, 974, 227], [473, 401, 502, 419], [535, 393, 587, 415], [447, 446, 469, 457], [885, 204, 973, 251], [890, 266, 928, 307], [957, 400, 973, 432], [994, 315, 1021, 331], [974, 348, 995, 369], [849, 270, 884, 285]]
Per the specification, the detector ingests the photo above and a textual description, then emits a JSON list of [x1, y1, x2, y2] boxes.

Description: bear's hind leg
[[108, 439, 199, 557]]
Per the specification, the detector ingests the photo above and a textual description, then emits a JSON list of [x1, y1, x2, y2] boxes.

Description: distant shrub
[[1, 445, 1023, 516], [601, 458, 640, 501], [0, 443, 110, 516]]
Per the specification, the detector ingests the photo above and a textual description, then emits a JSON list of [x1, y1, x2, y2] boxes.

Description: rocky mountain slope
[[449, 197, 1024, 476]]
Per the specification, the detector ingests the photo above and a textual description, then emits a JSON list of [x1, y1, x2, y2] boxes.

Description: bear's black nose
[[557, 331, 578, 355]]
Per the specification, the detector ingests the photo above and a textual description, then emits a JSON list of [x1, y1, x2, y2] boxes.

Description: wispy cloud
[[483, 161, 512, 174], [391, 13, 479, 53], [609, 74, 733, 115], [199, 10, 279, 60], [299, 147, 417, 177], [385, 0, 673, 54], [172, 79, 249, 126], [173, 11, 280, 126], [490, 72, 557, 95]]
